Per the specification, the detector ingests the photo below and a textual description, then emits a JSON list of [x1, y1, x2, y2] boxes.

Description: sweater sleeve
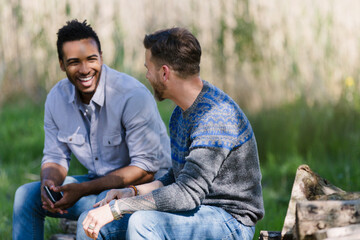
[[157, 167, 175, 186], [152, 147, 228, 212]]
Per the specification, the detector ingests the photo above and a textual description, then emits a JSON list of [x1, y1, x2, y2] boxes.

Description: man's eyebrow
[[66, 58, 79, 64], [66, 54, 99, 63], [87, 54, 99, 58]]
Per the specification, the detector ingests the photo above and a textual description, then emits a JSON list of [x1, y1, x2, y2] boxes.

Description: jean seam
[[221, 231, 236, 240], [209, 206, 254, 240], [221, 217, 240, 240], [221, 225, 254, 240]]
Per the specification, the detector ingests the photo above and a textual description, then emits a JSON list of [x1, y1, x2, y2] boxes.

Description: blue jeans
[[77, 205, 255, 240], [12, 175, 107, 240]]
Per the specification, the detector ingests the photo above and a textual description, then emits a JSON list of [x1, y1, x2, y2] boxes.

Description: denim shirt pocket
[[102, 134, 122, 146], [101, 133, 124, 163], [57, 131, 85, 145]]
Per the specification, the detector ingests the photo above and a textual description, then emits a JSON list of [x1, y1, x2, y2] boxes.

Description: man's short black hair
[[56, 19, 101, 61]]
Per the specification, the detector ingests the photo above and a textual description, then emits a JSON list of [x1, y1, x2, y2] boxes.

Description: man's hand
[[41, 179, 68, 214], [52, 183, 84, 210], [94, 188, 134, 207], [83, 204, 114, 239], [41, 162, 68, 214]]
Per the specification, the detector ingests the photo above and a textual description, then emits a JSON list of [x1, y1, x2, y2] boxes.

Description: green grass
[[1, 95, 360, 239], [0, 99, 57, 238]]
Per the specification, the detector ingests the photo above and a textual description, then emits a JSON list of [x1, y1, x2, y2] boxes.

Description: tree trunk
[[314, 223, 360, 240]]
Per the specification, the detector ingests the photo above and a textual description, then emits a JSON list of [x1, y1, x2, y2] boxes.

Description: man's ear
[[59, 59, 65, 72], [162, 65, 170, 82]]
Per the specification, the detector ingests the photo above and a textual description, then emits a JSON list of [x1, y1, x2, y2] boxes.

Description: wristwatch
[[109, 200, 122, 220]]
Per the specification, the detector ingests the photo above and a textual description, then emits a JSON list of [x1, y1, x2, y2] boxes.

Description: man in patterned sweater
[[78, 27, 264, 240]]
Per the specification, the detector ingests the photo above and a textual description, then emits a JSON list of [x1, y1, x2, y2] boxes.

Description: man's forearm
[[117, 193, 157, 213], [78, 165, 155, 196], [136, 179, 164, 195], [115, 180, 164, 213]]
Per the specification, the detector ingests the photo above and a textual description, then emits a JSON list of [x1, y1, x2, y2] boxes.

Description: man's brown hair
[[143, 27, 201, 78]]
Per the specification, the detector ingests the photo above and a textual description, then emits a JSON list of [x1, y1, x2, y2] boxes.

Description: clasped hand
[[95, 188, 134, 207], [41, 181, 83, 214], [83, 188, 133, 239]]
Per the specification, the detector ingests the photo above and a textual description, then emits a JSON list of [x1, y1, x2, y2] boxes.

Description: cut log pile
[[260, 164, 360, 240]]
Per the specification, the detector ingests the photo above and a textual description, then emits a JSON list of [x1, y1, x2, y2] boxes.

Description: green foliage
[[65, 1, 71, 16], [216, 16, 227, 74], [12, 0, 23, 26], [111, 4, 125, 71], [233, 0, 260, 64], [156, 99, 175, 128]]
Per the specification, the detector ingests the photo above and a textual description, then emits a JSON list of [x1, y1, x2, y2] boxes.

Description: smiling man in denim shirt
[[12, 19, 171, 240]]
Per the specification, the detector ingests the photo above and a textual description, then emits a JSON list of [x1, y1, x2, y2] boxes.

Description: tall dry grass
[[1, 0, 360, 111]]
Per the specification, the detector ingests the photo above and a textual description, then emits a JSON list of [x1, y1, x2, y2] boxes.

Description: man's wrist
[[77, 181, 94, 196], [109, 200, 122, 220], [41, 179, 57, 188], [128, 185, 139, 196]]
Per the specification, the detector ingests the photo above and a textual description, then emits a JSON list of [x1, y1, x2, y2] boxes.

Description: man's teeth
[[79, 76, 93, 82]]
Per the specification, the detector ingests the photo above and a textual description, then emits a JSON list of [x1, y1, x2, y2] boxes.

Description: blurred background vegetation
[[1, 0, 360, 239]]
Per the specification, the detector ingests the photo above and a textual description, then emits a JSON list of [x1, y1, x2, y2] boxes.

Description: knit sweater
[[152, 80, 264, 226]]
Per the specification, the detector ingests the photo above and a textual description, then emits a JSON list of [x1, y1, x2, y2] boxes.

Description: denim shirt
[[42, 64, 171, 177]]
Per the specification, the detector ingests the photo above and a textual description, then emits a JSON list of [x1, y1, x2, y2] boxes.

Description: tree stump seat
[[260, 164, 360, 240]]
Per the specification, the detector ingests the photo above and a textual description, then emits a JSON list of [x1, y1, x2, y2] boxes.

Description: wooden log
[[314, 192, 360, 201], [295, 200, 360, 240], [314, 223, 360, 240], [281, 165, 345, 239], [321, 234, 360, 240], [259, 231, 282, 240]]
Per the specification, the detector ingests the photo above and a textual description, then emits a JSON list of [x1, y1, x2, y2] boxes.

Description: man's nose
[[79, 62, 90, 74]]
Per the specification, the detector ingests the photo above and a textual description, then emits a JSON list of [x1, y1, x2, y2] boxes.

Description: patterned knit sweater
[[152, 80, 264, 226]]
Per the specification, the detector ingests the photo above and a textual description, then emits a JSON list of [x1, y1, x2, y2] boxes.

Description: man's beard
[[152, 79, 166, 101]]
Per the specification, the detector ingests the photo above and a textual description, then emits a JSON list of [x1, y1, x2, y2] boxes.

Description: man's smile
[[79, 75, 94, 82]]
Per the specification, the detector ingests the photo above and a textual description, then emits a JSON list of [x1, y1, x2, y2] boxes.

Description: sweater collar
[[182, 79, 209, 117]]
